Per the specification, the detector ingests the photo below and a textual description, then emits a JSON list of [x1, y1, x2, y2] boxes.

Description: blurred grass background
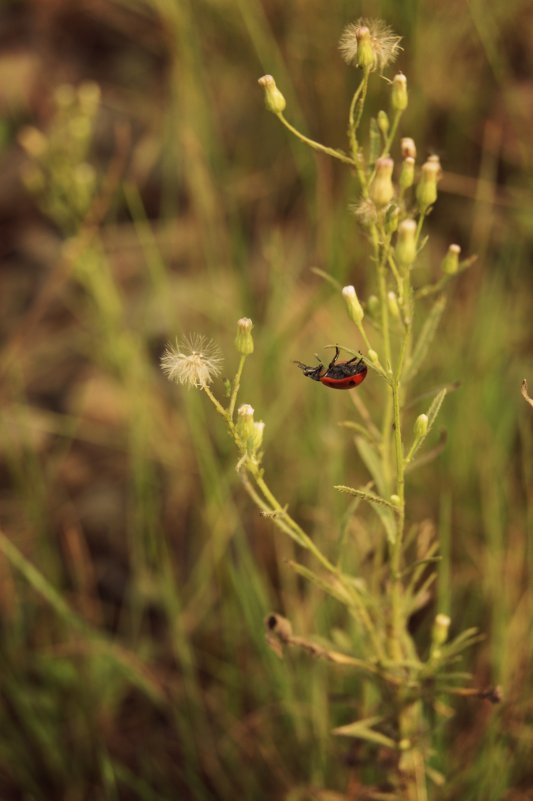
[[0, 0, 532, 799]]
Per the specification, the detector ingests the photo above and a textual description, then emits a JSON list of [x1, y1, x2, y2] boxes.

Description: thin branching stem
[[276, 113, 357, 167], [228, 355, 246, 419]]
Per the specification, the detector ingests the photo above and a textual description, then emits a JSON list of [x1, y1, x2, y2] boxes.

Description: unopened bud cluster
[[18, 81, 101, 227]]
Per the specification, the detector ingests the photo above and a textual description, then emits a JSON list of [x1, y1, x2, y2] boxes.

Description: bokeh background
[[0, 0, 532, 799]]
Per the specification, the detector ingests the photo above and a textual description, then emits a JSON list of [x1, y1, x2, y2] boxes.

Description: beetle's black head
[[294, 360, 324, 382]]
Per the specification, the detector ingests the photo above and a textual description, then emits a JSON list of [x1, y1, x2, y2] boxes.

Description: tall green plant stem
[[390, 374, 405, 662], [204, 383, 386, 662]]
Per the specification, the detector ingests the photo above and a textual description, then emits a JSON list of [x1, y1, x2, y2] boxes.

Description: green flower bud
[[414, 413, 429, 439], [368, 349, 380, 365], [384, 203, 399, 234], [391, 72, 408, 111], [251, 421, 265, 452], [356, 26, 375, 70], [377, 110, 389, 136], [390, 494, 401, 507], [441, 244, 461, 275], [258, 75, 286, 114], [387, 291, 401, 320], [399, 156, 415, 190], [432, 613, 451, 648], [237, 403, 254, 437], [395, 219, 417, 268], [342, 285, 364, 324], [417, 159, 440, 210], [428, 153, 442, 176], [400, 137, 416, 160], [370, 157, 394, 207], [235, 317, 254, 355]]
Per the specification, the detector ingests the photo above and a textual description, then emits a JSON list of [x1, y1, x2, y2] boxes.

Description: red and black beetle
[[294, 346, 367, 390]]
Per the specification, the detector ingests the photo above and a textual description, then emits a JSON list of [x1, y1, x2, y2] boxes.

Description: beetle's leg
[[346, 350, 364, 366], [327, 346, 340, 371]]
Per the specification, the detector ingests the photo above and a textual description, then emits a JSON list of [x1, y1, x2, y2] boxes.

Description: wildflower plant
[[163, 19, 497, 801]]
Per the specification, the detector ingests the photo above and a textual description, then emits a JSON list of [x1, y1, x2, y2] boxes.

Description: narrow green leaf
[[333, 716, 396, 749], [311, 267, 342, 291], [372, 504, 397, 545], [335, 485, 397, 511], [354, 435, 386, 494], [406, 295, 446, 380], [287, 560, 353, 606], [426, 387, 448, 431]]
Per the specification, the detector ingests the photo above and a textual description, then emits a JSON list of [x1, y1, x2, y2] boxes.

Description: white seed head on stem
[[339, 18, 402, 72], [160, 334, 223, 389]]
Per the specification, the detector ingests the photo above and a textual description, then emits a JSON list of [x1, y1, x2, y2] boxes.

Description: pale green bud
[[400, 137, 416, 160], [441, 244, 461, 275], [342, 285, 364, 324], [432, 613, 451, 647], [237, 405, 265, 455], [237, 405, 264, 456], [387, 291, 400, 320], [370, 157, 394, 207], [384, 203, 399, 234], [258, 75, 286, 114], [417, 160, 440, 210], [235, 317, 254, 355], [390, 494, 401, 507], [251, 421, 265, 452], [377, 110, 389, 136], [395, 219, 417, 267], [428, 153, 442, 176], [399, 157, 415, 190], [391, 73, 408, 111], [236, 403, 255, 442], [414, 413, 429, 438], [368, 349, 380, 365], [356, 26, 375, 70]]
